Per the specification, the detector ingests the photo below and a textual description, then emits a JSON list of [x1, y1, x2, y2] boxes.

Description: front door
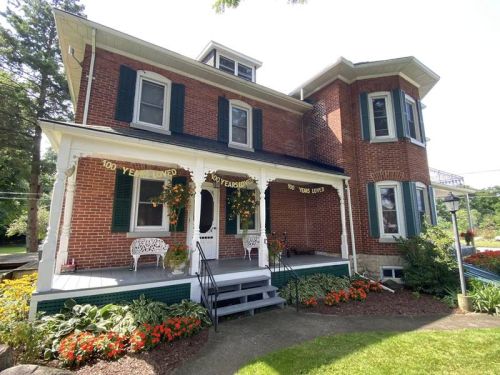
[[199, 186, 219, 259]]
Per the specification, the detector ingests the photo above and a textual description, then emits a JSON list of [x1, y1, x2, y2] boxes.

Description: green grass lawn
[[473, 240, 500, 249], [0, 244, 26, 255], [237, 329, 500, 375]]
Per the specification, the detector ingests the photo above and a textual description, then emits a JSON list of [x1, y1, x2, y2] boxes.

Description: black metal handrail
[[195, 241, 219, 331], [267, 254, 300, 312]]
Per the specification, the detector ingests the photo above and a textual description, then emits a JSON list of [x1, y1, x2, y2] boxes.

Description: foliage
[[150, 181, 193, 231], [164, 299, 212, 327], [237, 329, 500, 375], [348, 287, 367, 301], [280, 274, 351, 304], [301, 297, 318, 307], [466, 250, 500, 274], [441, 287, 459, 308], [213, 0, 306, 13], [127, 294, 170, 325], [469, 279, 500, 314], [228, 188, 257, 233], [165, 243, 189, 268], [267, 239, 284, 263], [324, 290, 350, 306], [6, 205, 49, 240], [397, 226, 459, 296]]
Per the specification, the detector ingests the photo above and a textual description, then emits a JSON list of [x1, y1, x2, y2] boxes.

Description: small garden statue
[[460, 229, 475, 246]]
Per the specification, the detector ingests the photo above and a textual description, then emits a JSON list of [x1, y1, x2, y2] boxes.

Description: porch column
[[258, 170, 269, 268], [189, 159, 205, 276], [55, 160, 78, 274], [345, 180, 358, 273], [37, 137, 72, 292], [335, 182, 349, 259]]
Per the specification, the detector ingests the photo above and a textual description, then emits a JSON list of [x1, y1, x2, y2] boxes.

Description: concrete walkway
[[174, 308, 500, 375]]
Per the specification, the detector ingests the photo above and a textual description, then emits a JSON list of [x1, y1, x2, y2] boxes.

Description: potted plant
[[268, 239, 284, 266], [166, 243, 189, 274]]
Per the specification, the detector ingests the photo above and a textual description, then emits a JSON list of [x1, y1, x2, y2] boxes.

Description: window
[[376, 182, 405, 239], [130, 176, 169, 232], [368, 92, 396, 141], [229, 100, 252, 149], [216, 54, 255, 82], [405, 95, 422, 143], [236, 188, 260, 234], [381, 266, 404, 282], [416, 183, 429, 227], [132, 71, 171, 134]]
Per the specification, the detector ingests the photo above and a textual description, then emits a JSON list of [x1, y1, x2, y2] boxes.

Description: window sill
[[130, 122, 171, 135], [370, 137, 398, 144], [228, 143, 254, 152], [127, 231, 171, 238], [234, 231, 260, 238], [409, 138, 426, 148], [378, 236, 403, 243]]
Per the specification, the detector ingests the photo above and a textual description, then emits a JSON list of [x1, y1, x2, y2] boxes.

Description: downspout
[[82, 28, 96, 125], [345, 180, 358, 273]]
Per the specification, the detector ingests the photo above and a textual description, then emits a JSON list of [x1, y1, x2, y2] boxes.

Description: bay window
[[368, 92, 396, 141], [376, 181, 405, 239]]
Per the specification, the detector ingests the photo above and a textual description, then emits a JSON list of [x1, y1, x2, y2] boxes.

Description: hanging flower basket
[[150, 180, 194, 232], [228, 188, 257, 235]]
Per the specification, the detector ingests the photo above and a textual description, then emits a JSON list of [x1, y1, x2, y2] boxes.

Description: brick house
[[30, 10, 439, 319]]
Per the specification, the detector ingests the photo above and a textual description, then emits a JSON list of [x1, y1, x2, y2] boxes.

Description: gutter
[[82, 28, 96, 125]]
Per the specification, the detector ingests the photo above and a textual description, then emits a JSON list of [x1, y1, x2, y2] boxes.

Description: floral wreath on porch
[[228, 189, 257, 235]]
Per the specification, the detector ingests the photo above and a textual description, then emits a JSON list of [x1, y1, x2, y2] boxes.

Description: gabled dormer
[[197, 41, 262, 83]]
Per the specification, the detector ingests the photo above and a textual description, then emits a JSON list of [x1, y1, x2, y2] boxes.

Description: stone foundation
[[355, 253, 405, 280]]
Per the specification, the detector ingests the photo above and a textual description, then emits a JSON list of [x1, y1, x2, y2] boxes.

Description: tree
[[0, 0, 85, 251], [213, 0, 306, 13]]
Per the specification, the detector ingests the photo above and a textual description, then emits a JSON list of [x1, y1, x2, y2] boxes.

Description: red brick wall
[[75, 46, 305, 159], [64, 158, 343, 269]]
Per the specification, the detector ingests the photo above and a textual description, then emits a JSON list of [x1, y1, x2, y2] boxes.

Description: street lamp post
[[443, 192, 471, 311]]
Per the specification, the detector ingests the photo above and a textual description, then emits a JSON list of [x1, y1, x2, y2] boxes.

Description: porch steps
[[206, 275, 285, 322]]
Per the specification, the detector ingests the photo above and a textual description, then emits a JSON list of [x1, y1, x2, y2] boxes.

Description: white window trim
[[236, 186, 260, 235], [368, 92, 397, 142], [404, 94, 424, 145], [129, 174, 171, 233], [380, 266, 404, 283], [375, 181, 406, 240], [216, 54, 255, 82], [229, 99, 253, 151], [131, 70, 172, 135], [416, 182, 430, 223]]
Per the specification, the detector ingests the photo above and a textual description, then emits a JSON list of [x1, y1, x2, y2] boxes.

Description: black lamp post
[[443, 192, 467, 296]]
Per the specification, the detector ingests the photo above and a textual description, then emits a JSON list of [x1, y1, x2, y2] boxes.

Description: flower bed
[[466, 250, 500, 275]]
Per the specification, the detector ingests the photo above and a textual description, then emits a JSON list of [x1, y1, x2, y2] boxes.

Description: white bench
[[242, 235, 260, 260], [130, 238, 169, 272]]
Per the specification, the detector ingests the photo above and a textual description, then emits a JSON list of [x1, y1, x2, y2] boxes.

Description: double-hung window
[[415, 183, 429, 227], [132, 71, 171, 134], [229, 100, 252, 149], [376, 182, 405, 239], [405, 95, 422, 143], [368, 92, 396, 141], [130, 176, 169, 233]]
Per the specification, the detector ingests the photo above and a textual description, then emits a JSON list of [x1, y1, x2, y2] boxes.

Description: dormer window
[[217, 55, 254, 82], [219, 55, 235, 75]]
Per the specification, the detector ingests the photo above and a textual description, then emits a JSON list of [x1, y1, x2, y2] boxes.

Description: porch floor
[[50, 254, 347, 292]]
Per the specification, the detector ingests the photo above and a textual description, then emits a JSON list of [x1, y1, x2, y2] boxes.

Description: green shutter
[[253, 108, 263, 150], [170, 83, 185, 133], [392, 89, 409, 139], [428, 186, 438, 226], [170, 176, 187, 232], [416, 100, 426, 145], [217, 96, 229, 143], [402, 181, 420, 237], [111, 170, 133, 232], [265, 186, 271, 234], [115, 65, 137, 122], [367, 183, 380, 238], [359, 92, 370, 141], [225, 187, 237, 234]]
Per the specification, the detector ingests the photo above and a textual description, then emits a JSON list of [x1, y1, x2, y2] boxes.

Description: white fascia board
[[39, 121, 347, 185], [431, 182, 477, 196], [53, 9, 309, 114]]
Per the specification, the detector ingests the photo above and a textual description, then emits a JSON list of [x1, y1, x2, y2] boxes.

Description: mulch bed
[[305, 289, 458, 316], [73, 329, 209, 375]]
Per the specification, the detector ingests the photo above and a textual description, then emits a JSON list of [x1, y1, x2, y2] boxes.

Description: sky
[[4, 0, 500, 189]]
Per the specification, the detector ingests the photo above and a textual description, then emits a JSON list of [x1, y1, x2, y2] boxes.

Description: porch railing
[[195, 241, 219, 331], [267, 255, 300, 312]]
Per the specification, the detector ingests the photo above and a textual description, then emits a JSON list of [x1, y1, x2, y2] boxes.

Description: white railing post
[[258, 169, 269, 268]]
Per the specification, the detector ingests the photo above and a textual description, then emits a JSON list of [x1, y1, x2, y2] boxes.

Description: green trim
[[272, 264, 350, 288], [367, 182, 380, 238], [37, 283, 191, 315], [359, 92, 370, 141], [111, 170, 134, 232]]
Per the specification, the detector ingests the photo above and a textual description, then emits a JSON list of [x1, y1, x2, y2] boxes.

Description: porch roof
[[41, 119, 345, 177]]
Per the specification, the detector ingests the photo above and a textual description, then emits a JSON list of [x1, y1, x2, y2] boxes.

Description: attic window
[[216, 54, 254, 82]]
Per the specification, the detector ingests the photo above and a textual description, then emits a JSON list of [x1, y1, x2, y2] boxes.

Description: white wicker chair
[[130, 238, 169, 272], [242, 235, 260, 260]]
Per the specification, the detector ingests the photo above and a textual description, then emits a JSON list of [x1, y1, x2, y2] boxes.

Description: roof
[[197, 40, 263, 68], [40, 119, 345, 177], [53, 9, 311, 115], [290, 56, 440, 100]]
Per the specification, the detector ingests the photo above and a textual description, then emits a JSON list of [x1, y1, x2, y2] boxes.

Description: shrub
[[397, 226, 459, 296], [301, 297, 318, 307], [164, 299, 212, 327], [466, 251, 500, 275], [324, 290, 349, 306], [469, 280, 500, 313], [280, 274, 351, 304], [349, 287, 367, 301]]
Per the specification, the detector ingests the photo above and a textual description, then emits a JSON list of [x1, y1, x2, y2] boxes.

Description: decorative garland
[[287, 184, 326, 194], [210, 173, 254, 188], [102, 159, 177, 178]]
